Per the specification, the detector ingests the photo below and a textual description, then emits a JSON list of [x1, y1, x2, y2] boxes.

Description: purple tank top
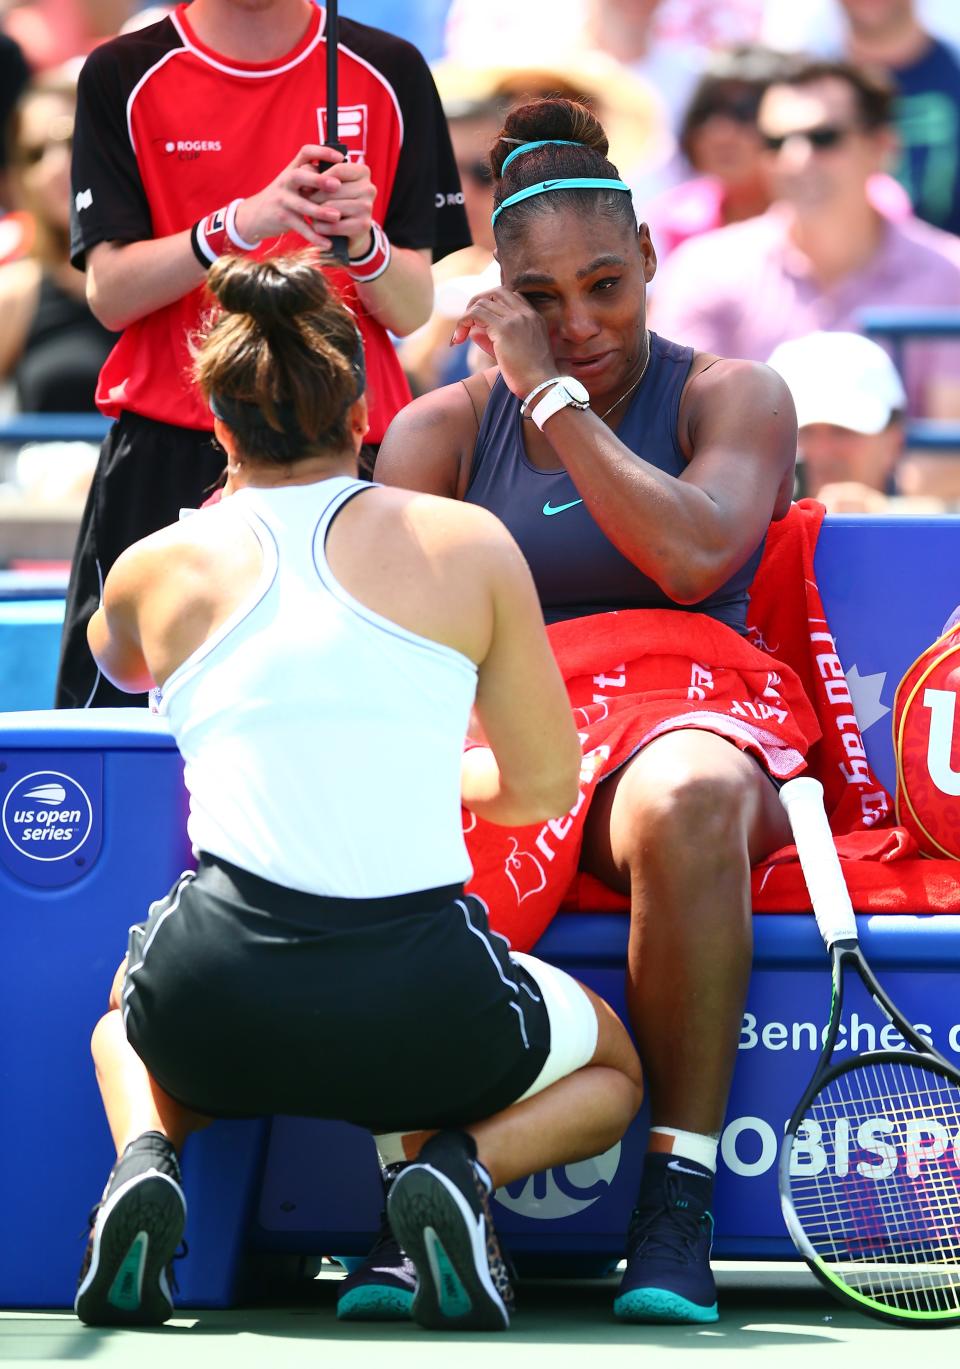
[[465, 332, 764, 631]]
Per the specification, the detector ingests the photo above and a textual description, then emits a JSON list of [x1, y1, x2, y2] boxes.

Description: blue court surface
[[4, 1263, 957, 1365]]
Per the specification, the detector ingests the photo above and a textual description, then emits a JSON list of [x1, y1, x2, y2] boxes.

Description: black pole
[[324, 0, 349, 264]]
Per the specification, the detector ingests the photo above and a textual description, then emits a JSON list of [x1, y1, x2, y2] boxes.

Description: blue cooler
[[0, 709, 265, 1308]]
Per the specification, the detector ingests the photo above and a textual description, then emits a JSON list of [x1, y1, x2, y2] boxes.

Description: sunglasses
[[695, 92, 762, 126], [458, 159, 493, 187], [761, 124, 853, 153]]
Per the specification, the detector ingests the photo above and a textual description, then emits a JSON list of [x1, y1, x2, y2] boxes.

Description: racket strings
[[788, 1058, 960, 1316]]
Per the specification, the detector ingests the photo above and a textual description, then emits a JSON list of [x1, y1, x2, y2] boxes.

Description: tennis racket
[[778, 775, 960, 1325], [323, 0, 350, 266]]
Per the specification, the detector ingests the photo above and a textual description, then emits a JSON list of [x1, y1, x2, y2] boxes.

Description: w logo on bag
[[894, 616, 960, 859]]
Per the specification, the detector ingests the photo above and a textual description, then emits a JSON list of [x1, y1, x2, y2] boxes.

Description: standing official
[[58, 0, 469, 707]]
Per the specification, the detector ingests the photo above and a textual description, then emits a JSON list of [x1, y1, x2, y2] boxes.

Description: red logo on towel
[[895, 628, 960, 859]]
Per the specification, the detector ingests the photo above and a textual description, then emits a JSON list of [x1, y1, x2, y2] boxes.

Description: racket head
[[780, 1048, 960, 1324]]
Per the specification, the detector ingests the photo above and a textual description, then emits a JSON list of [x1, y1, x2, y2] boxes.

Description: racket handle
[[778, 777, 858, 948]]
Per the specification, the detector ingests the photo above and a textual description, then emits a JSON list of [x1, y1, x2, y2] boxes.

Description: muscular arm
[[446, 285, 797, 604], [534, 358, 797, 603], [375, 381, 480, 497], [87, 544, 155, 693], [458, 515, 580, 825]]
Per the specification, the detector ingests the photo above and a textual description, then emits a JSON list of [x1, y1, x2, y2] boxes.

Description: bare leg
[[466, 981, 643, 1188], [581, 730, 791, 1136], [78, 994, 207, 1327], [91, 1008, 210, 1155], [93, 957, 210, 1155], [385, 985, 642, 1330]]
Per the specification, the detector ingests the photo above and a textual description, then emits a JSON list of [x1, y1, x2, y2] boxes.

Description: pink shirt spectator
[[650, 206, 960, 414], [648, 173, 912, 260]]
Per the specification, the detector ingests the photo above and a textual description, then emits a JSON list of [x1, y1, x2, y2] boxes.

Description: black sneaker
[[613, 1153, 718, 1324], [75, 1131, 187, 1327], [387, 1130, 512, 1331], [336, 1165, 416, 1322]]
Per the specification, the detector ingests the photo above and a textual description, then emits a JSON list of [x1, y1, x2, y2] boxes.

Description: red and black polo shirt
[[71, 4, 471, 440]]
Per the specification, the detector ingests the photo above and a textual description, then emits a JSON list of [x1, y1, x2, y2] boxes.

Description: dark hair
[[489, 97, 636, 251], [766, 57, 895, 132], [192, 253, 364, 466], [680, 45, 792, 164]]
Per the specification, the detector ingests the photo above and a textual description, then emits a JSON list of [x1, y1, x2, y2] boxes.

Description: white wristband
[[225, 198, 259, 251]]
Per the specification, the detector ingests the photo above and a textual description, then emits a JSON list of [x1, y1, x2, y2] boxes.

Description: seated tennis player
[[74, 252, 642, 1333], [368, 95, 811, 1326]]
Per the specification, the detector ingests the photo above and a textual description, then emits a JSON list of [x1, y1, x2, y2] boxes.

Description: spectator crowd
[[1, 0, 959, 520]]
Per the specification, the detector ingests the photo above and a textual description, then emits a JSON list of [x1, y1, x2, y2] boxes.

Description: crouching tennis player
[[75, 253, 642, 1333]]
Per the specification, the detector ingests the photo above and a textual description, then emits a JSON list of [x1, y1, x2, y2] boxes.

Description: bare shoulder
[[105, 503, 246, 598], [686, 353, 794, 411], [681, 353, 796, 446], [375, 373, 492, 496], [362, 485, 529, 602], [368, 483, 516, 554]]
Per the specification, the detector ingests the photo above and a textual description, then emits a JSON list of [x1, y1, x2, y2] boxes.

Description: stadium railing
[[860, 307, 960, 451]]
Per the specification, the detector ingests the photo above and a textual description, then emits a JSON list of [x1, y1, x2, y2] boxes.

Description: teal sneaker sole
[[614, 1287, 719, 1324], [336, 1286, 414, 1321], [388, 1163, 509, 1331]]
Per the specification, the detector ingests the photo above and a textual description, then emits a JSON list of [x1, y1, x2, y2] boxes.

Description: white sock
[[649, 1126, 718, 1173]]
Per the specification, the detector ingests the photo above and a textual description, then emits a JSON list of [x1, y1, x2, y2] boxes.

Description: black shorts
[[55, 413, 224, 709], [123, 856, 552, 1133]]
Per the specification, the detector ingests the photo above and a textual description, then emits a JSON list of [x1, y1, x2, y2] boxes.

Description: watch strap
[[519, 376, 563, 418], [531, 379, 590, 430]]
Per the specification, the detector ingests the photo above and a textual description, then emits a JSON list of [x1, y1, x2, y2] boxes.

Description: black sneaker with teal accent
[[387, 1130, 513, 1331], [613, 1153, 718, 1324], [75, 1131, 187, 1327], [336, 1164, 416, 1322]]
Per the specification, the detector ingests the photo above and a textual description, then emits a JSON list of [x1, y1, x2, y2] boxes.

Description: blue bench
[[1, 516, 958, 1308]]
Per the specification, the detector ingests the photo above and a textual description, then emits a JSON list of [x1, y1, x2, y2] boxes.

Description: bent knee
[[620, 766, 756, 860]]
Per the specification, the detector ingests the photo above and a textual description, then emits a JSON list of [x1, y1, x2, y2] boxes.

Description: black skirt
[[122, 855, 551, 1133]]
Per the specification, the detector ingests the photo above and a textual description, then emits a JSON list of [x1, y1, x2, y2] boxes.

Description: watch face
[[561, 376, 590, 405]]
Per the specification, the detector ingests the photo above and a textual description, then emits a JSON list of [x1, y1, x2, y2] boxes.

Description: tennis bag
[[893, 611, 960, 859]]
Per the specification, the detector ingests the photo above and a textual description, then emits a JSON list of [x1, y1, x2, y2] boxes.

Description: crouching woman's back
[[77, 253, 642, 1335]]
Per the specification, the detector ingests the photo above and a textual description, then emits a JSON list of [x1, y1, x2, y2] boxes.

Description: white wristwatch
[[522, 376, 591, 430]]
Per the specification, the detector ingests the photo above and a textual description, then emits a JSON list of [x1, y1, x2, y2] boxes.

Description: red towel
[[464, 500, 960, 949]]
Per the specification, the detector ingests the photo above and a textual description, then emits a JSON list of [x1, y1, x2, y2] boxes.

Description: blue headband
[[499, 139, 583, 174], [491, 176, 632, 226]]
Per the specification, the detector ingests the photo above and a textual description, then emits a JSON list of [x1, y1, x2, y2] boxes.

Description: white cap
[[766, 331, 907, 435]]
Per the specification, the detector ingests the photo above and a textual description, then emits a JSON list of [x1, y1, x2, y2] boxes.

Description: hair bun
[[207, 255, 331, 332], [491, 97, 608, 177]]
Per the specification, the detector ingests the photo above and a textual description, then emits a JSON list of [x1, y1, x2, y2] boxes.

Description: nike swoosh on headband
[[542, 498, 584, 516]]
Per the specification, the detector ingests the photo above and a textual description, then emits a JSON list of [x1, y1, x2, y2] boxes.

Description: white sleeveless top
[[160, 477, 477, 898]]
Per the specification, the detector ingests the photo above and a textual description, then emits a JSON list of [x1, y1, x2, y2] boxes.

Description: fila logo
[[317, 105, 367, 159], [75, 188, 93, 211]]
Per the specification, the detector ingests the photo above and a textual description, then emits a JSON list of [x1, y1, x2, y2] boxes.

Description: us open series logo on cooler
[[2, 770, 93, 862]]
